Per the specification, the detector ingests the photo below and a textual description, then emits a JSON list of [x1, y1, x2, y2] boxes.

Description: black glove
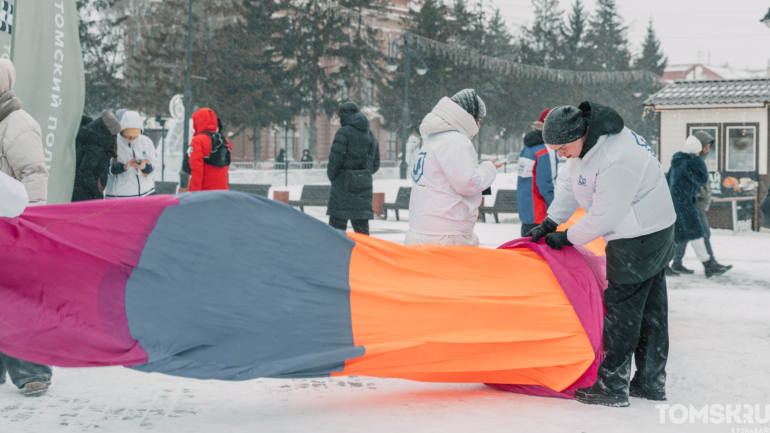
[[526, 218, 558, 243], [545, 230, 573, 250]]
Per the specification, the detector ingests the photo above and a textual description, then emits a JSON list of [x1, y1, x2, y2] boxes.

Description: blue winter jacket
[[667, 152, 709, 243], [516, 130, 558, 225]]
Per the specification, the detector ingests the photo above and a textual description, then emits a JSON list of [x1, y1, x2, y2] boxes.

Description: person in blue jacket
[[517, 109, 558, 237]]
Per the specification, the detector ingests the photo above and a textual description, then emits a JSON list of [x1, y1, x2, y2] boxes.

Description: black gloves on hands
[[526, 218, 559, 243], [545, 231, 573, 250]]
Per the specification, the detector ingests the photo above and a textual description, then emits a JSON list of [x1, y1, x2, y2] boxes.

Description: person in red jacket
[[188, 108, 232, 191]]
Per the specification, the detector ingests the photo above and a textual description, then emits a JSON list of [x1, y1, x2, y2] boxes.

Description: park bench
[[382, 187, 411, 221], [479, 189, 517, 223], [153, 181, 178, 195], [229, 183, 271, 197], [288, 185, 332, 212]]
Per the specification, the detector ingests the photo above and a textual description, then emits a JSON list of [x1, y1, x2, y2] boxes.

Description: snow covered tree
[[558, 0, 588, 70], [583, 0, 631, 71], [634, 19, 667, 75], [517, 0, 564, 69]]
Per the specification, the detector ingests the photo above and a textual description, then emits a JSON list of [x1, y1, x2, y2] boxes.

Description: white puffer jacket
[[104, 111, 157, 198], [408, 97, 497, 236], [547, 127, 676, 246], [0, 169, 28, 217], [0, 95, 48, 205]]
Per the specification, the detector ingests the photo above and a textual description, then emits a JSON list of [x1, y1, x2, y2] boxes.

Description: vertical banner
[[12, 0, 84, 204]]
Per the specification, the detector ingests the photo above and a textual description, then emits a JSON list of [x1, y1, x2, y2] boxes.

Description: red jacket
[[188, 108, 232, 191]]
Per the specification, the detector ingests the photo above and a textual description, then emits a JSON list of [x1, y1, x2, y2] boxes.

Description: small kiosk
[[645, 78, 770, 231]]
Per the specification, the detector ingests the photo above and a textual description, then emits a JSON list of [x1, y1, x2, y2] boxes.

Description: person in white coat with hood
[[527, 102, 677, 407], [405, 89, 502, 247], [104, 111, 157, 198]]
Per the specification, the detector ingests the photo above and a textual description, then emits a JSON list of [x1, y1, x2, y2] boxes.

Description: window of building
[[339, 79, 348, 101], [281, 125, 295, 161], [364, 79, 374, 106], [725, 126, 756, 172], [689, 125, 719, 171], [386, 131, 398, 160]]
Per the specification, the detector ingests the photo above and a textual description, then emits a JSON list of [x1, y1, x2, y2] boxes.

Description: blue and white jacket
[[517, 130, 558, 225]]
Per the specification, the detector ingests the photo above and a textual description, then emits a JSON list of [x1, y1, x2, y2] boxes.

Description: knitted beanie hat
[[531, 108, 552, 131], [450, 89, 486, 119], [542, 106, 588, 145], [684, 135, 703, 154]]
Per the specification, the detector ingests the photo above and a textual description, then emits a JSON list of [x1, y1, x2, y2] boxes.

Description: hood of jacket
[[419, 97, 479, 139], [0, 90, 21, 123], [523, 130, 544, 147], [193, 108, 217, 135], [120, 111, 143, 132], [578, 101, 624, 158], [342, 112, 369, 132]]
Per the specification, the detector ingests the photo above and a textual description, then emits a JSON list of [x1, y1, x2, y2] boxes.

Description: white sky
[[486, 0, 770, 71]]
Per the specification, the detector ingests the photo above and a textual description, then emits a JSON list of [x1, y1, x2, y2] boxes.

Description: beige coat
[[0, 91, 48, 205]]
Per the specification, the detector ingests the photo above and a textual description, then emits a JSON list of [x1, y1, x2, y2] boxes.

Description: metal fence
[[232, 160, 400, 171]]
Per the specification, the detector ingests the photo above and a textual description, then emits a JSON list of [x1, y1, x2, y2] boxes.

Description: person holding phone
[[406, 89, 502, 247], [104, 111, 157, 198]]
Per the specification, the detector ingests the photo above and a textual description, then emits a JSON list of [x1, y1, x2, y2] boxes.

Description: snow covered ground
[[2, 201, 770, 432]]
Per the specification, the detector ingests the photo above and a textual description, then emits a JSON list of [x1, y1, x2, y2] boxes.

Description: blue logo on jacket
[[411, 152, 426, 183], [578, 175, 587, 186], [631, 131, 655, 156]]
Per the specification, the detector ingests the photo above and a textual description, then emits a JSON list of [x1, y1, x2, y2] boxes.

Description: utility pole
[[180, 0, 193, 189]]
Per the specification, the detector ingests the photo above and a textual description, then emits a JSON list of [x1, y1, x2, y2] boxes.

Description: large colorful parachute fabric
[[0, 192, 606, 399]]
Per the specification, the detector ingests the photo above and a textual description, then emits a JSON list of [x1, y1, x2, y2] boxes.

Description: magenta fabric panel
[[0, 196, 177, 367], [486, 239, 607, 399]]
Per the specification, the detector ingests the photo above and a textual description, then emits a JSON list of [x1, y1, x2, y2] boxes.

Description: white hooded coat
[[104, 111, 158, 198], [0, 169, 29, 217], [408, 97, 497, 236]]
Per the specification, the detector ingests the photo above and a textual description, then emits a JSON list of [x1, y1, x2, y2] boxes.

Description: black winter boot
[[704, 259, 730, 278], [670, 262, 694, 275], [629, 379, 667, 401], [664, 265, 680, 277], [574, 384, 630, 407]]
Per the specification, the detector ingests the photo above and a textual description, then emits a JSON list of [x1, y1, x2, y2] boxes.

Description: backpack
[[201, 132, 231, 168]]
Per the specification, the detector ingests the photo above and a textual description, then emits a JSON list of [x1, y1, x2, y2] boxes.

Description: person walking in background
[[72, 110, 121, 201], [405, 89, 501, 247], [327, 101, 380, 235], [668, 135, 730, 278], [517, 108, 558, 237], [188, 108, 232, 192], [301, 149, 313, 169], [0, 58, 53, 396], [275, 148, 286, 163], [529, 102, 676, 407], [104, 110, 157, 198]]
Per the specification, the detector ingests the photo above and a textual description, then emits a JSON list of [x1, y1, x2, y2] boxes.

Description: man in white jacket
[[405, 89, 501, 246], [527, 102, 677, 407]]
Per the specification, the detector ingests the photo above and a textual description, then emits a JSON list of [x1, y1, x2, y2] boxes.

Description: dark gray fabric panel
[[125, 191, 363, 380]]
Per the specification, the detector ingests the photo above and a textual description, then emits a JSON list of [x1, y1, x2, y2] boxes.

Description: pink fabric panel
[[0, 196, 177, 367], [486, 239, 607, 399]]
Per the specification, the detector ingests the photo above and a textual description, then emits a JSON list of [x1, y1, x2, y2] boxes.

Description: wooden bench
[[288, 185, 332, 212], [480, 189, 517, 223], [382, 187, 411, 221], [229, 183, 271, 197], [153, 181, 178, 195]]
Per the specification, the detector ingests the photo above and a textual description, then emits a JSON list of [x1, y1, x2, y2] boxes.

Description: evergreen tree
[[634, 19, 667, 75], [559, 0, 588, 70], [583, 0, 631, 71], [517, 0, 563, 68], [77, 0, 126, 115]]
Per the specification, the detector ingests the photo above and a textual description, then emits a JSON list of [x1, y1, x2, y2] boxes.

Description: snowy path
[[2, 213, 769, 432]]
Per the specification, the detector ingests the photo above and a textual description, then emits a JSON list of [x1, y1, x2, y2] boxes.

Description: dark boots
[[703, 259, 731, 278], [664, 265, 680, 277], [629, 378, 667, 401], [670, 262, 694, 274], [575, 384, 630, 407]]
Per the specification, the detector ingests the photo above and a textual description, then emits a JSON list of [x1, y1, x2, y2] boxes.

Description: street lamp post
[[155, 115, 166, 182], [180, 0, 194, 189], [386, 31, 428, 179]]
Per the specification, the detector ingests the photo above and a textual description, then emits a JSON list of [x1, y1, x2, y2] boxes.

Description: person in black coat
[[326, 102, 380, 235], [667, 135, 729, 277], [72, 110, 121, 202]]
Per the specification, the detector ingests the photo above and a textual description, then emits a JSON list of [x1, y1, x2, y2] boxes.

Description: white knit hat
[[683, 135, 702, 154], [120, 110, 143, 132]]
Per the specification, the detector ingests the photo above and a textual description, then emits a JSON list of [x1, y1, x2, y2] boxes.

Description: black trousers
[[521, 223, 538, 238], [329, 216, 369, 235], [595, 267, 669, 397]]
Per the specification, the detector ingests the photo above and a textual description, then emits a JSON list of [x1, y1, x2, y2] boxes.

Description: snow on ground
[[2, 202, 770, 432]]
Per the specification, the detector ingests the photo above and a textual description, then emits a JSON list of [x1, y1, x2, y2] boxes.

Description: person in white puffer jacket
[[104, 111, 157, 198], [405, 89, 502, 247]]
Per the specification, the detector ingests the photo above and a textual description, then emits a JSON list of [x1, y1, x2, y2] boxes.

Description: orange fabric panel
[[557, 209, 606, 256], [336, 234, 595, 392]]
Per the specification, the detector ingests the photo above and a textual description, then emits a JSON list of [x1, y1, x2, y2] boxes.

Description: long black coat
[[668, 152, 709, 243], [326, 112, 380, 220], [72, 118, 115, 202]]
